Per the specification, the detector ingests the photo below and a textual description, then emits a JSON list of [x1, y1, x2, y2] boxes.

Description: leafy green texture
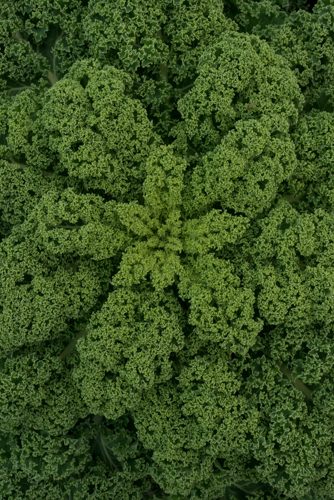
[[73, 287, 185, 419], [1, 1, 333, 499], [171, 31, 302, 158]]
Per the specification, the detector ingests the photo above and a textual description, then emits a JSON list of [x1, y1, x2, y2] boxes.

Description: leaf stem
[[279, 363, 313, 400]]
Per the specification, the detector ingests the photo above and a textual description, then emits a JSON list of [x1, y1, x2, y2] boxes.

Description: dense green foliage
[[0, 0, 333, 498]]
